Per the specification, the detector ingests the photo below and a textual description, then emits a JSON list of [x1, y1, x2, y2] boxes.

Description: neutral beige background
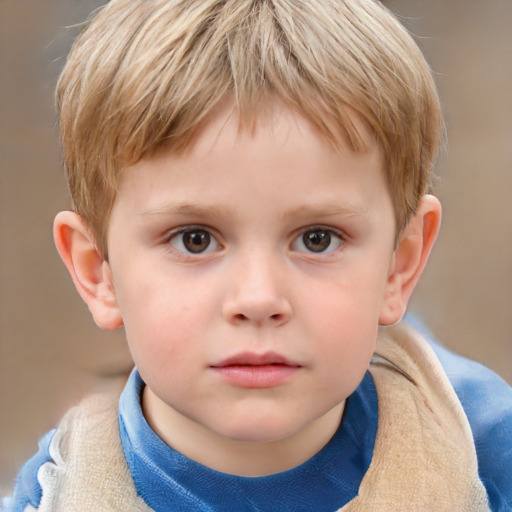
[[1, 0, 511, 494]]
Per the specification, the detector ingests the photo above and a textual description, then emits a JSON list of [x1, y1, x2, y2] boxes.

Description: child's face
[[105, 102, 397, 451]]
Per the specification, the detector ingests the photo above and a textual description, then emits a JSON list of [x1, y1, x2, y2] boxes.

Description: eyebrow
[[141, 201, 370, 224], [140, 202, 235, 218], [282, 202, 370, 222]]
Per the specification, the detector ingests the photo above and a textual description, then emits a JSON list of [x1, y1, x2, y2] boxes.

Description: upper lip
[[211, 351, 302, 368]]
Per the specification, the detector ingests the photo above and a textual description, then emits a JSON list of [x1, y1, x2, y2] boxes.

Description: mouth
[[210, 352, 302, 389]]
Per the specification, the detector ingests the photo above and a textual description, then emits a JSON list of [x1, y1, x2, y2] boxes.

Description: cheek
[[116, 272, 217, 368], [300, 272, 384, 378], [304, 269, 386, 333]]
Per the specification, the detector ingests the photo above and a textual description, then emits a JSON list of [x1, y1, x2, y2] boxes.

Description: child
[[7, 0, 512, 510]]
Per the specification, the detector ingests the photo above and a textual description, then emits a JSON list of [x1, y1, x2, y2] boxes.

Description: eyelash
[[165, 225, 346, 256]]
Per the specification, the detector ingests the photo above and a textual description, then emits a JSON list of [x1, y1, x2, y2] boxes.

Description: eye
[[292, 227, 344, 254], [169, 228, 220, 254]]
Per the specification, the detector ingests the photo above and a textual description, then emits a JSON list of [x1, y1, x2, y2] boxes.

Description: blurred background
[[1, 0, 511, 495]]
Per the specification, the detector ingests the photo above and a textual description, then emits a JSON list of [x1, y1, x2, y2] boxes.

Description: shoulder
[[7, 394, 121, 512], [431, 340, 512, 511], [7, 429, 57, 512], [406, 315, 512, 512]]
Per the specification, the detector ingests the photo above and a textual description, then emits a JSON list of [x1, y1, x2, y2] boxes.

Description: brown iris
[[182, 230, 211, 253], [302, 230, 331, 252]]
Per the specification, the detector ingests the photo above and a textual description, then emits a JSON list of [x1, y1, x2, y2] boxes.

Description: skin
[[54, 101, 441, 476]]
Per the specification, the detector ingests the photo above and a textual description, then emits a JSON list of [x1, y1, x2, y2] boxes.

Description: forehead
[[113, 101, 388, 220], [128, 100, 376, 172], [152, 98, 377, 169]]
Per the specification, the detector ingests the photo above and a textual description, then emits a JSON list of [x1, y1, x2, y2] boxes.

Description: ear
[[53, 211, 123, 330], [379, 194, 442, 326]]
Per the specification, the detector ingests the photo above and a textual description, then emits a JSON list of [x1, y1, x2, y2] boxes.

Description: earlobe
[[53, 211, 123, 330], [379, 195, 442, 326]]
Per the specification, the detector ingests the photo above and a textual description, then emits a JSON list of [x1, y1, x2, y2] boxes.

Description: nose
[[222, 252, 292, 327]]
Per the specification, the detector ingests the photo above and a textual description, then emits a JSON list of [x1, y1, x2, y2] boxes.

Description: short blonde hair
[[57, 0, 443, 257]]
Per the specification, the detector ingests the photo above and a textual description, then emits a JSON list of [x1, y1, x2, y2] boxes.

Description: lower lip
[[211, 364, 300, 388]]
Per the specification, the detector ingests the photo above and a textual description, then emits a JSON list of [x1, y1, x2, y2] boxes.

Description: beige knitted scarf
[[341, 323, 490, 511], [32, 323, 490, 511]]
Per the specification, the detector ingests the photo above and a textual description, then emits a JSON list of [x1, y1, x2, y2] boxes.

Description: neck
[[142, 387, 345, 477]]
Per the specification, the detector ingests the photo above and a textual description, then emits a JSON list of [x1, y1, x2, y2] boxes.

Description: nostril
[[233, 312, 283, 322], [223, 298, 292, 325]]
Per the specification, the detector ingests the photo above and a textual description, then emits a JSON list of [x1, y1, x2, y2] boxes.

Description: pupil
[[304, 230, 331, 252], [184, 230, 210, 253]]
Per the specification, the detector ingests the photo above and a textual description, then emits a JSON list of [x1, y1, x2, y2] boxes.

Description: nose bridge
[[223, 245, 292, 326]]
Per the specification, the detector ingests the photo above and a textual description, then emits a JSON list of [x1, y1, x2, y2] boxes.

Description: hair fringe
[[56, 0, 444, 255]]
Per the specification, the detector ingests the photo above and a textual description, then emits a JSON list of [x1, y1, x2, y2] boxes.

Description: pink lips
[[210, 352, 302, 388]]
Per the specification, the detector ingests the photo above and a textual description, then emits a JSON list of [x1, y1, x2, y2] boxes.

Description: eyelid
[[295, 224, 347, 240], [165, 223, 218, 239]]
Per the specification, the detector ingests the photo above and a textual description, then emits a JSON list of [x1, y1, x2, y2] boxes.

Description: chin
[[215, 415, 301, 444]]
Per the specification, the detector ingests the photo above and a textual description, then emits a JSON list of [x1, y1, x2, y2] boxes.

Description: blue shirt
[[7, 321, 512, 512], [118, 370, 377, 512]]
